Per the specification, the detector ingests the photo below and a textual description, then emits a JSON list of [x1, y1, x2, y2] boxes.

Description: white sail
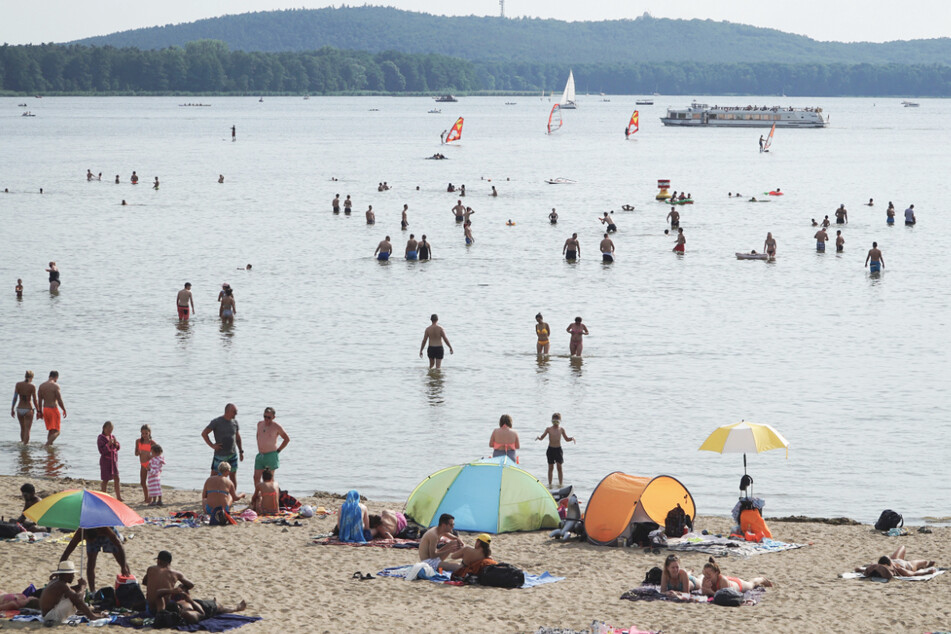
[[560, 70, 577, 109]]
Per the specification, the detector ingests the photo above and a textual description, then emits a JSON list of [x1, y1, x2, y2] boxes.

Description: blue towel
[[338, 490, 366, 543], [112, 613, 261, 631]]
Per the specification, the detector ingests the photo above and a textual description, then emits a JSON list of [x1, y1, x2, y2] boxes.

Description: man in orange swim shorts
[[37, 371, 67, 447]]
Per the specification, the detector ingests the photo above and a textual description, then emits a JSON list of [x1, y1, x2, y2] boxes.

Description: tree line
[[2, 42, 949, 96]]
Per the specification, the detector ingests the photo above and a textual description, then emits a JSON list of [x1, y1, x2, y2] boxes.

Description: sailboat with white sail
[[560, 70, 577, 109]]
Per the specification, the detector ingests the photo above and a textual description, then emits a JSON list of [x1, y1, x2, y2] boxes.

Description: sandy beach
[[2, 475, 948, 633]]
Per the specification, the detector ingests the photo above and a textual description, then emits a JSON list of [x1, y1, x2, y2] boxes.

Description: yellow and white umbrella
[[699, 420, 789, 475]]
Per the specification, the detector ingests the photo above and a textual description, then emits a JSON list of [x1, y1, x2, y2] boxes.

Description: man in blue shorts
[[201, 403, 243, 486]]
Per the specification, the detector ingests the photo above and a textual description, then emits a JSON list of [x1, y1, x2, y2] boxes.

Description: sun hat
[[52, 561, 77, 575]]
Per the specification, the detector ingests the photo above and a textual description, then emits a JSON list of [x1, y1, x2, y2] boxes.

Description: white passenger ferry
[[661, 103, 828, 128]]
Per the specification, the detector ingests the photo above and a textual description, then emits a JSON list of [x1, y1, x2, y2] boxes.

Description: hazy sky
[[3, 0, 948, 45]]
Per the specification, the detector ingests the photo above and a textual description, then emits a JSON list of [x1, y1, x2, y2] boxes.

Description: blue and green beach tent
[[405, 457, 560, 534]]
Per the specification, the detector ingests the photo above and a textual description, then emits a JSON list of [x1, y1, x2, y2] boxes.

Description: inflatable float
[[766, 191, 784, 196], [669, 199, 693, 205], [736, 252, 770, 260], [621, 204, 635, 211]]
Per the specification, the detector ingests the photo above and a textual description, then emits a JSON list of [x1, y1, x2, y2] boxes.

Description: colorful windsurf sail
[[445, 117, 464, 143], [627, 110, 639, 137], [547, 104, 562, 134], [763, 122, 775, 151]]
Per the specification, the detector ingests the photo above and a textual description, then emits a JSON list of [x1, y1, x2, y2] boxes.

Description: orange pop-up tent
[[583, 472, 695, 546]]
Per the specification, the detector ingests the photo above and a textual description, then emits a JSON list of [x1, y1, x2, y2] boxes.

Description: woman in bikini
[[535, 313, 551, 356], [660, 554, 699, 597], [763, 232, 777, 259], [701, 557, 772, 596], [11, 370, 39, 444], [489, 415, 519, 461], [251, 467, 280, 515], [566, 317, 589, 357]]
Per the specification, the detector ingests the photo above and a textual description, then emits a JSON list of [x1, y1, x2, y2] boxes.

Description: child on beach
[[147, 444, 165, 506], [536, 413, 575, 489], [97, 421, 122, 501], [134, 424, 153, 503]]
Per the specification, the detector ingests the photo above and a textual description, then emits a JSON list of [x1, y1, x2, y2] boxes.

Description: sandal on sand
[[351, 572, 374, 581]]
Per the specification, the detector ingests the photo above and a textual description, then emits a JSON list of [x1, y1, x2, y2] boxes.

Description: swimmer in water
[[506, 220, 515, 226], [836, 230, 844, 253], [464, 222, 474, 246], [218, 175, 225, 184], [566, 317, 589, 357], [490, 186, 498, 197], [15, 278, 24, 299], [332, 194, 340, 214], [549, 208, 558, 224], [452, 200, 465, 222], [667, 207, 680, 228], [600, 233, 615, 263], [811, 218, 818, 227], [365, 206, 375, 225], [600, 212, 617, 233], [375, 236, 393, 261], [865, 241, 884, 273], [153, 177, 159, 190], [344, 195, 352, 215], [764, 232, 777, 259], [886, 202, 896, 225], [401, 204, 408, 230], [563, 233, 580, 261], [121, 200, 127, 206], [866, 198, 874, 206], [673, 228, 685, 253], [418, 235, 431, 261], [405, 234, 419, 261], [535, 313, 551, 356]]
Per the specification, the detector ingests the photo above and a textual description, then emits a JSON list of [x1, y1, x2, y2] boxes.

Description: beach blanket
[[144, 517, 203, 528], [535, 625, 658, 634], [377, 565, 564, 589], [621, 584, 765, 606], [666, 535, 805, 558], [112, 613, 261, 631], [4, 531, 54, 543], [839, 570, 946, 582], [312, 537, 419, 549]]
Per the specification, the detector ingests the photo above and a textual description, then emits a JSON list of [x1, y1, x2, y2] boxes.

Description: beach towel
[[621, 584, 765, 606], [338, 490, 366, 543], [839, 569, 945, 582], [666, 534, 805, 558], [377, 565, 564, 589], [535, 625, 658, 634], [111, 613, 261, 631], [311, 537, 419, 549]]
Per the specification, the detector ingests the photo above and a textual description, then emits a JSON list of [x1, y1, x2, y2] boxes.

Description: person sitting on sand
[[17, 482, 42, 529], [369, 509, 409, 540], [449, 533, 498, 579], [202, 461, 244, 522], [660, 554, 699, 597], [855, 545, 937, 579], [143, 550, 194, 614], [39, 561, 104, 626], [701, 557, 772, 596], [418, 513, 464, 572], [250, 467, 280, 515], [336, 489, 369, 543]]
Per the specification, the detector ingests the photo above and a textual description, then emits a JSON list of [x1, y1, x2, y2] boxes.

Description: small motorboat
[[546, 177, 577, 185], [427, 109, 441, 114], [21, 111, 36, 117]]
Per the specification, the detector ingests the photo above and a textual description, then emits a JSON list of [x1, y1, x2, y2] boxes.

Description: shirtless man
[[143, 550, 194, 613], [563, 233, 580, 261], [821, 215, 831, 228], [463, 206, 475, 223], [451, 200, 466, 222], [11, 370, 39, 443], [420, 314, 454, 369], [60, 527, 130, 593], [40, 562, 103, 626], [865, 241, 884, 273], [666, 207, 680, 228], [365, 205, 375, 224], [599, 212, 617, 233], [401, 204, 409, 230], [418, 513, 464, 572], [176, 283, 195, 320], [600, 233, 615, 263], [836, 230, 845, 253], [173, 596, 247, 625], [37, 371, 66, 446], [332, 194, 340, 214], [375, 236, 393, 261], [835, 204, 848, 224], [764, 232, 777, 259], [343, 195, 352, 215], [405, 234, 419, 261], [814, 227, 829, 252]]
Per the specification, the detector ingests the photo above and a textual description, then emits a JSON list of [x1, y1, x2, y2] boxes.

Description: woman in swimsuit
[[11, 370, 39, 444], [566, 317, 589, 357], [535, 313, 551, 356], [15, 278, 23, 299], [46, 262, 60, 291], [202, 462, 244, 516], [219, 288, 236, 323], [134, 424, 153, 503], [701, 557, 772, 596], [251, 467, 280, 515], [660, 554, 699, 597], [763, 232, 777, 259], [489, 415, 519, 461]]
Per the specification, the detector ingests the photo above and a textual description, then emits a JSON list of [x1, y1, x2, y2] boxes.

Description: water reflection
[[535, 354, 550, 375], [569, 356, 584, 377], [219, 319, 235, 343], [13, 443, 68, 478], [175, 318, 193, 344], [424, 369, 445, 406]]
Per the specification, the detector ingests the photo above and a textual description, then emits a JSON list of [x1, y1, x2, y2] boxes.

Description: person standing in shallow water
[[566, 317, 589, 357], [865, 241, 884, 273], [420, 314, 453, 369], [563, 233, 580, 261], [37, 370, 66, 447], [46, 262, 60, 291], [11, 370, 39, 444], [535, 313, 551, 356]]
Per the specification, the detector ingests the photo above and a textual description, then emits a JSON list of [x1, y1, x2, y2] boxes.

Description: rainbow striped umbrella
[[24, 489, 144, 530]]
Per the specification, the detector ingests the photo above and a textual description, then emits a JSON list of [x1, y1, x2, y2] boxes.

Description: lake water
[[1, 96, 949, 525]]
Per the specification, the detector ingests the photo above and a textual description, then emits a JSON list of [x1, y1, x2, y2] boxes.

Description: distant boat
[[434, 94, 458, 103], [21, 111, 36, 117], [258, 97, 264, 102], [303, 95, 310, 100], [547, 104, 563, 134], [505, 102, 517, 105], [635, 99, 654, 105], [445, 117, 464, 143], [17, 103, 27, 107], [546, 177, 576, 185], [902, 100, 920, 107], [428, 108, 441, 114], [560, 70, 577, 109]]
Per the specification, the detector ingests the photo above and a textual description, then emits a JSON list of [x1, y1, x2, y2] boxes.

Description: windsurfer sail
[[761, 123, 775, 153], [547, 104, 563, 135], [626, 110, 639, 139], [445, 117, 464, 143]]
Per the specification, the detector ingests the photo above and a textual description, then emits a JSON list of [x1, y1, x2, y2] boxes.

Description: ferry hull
[[661, 118, 826, 128]]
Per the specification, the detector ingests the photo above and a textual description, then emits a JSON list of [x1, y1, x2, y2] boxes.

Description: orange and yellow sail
[[445, 117, 464, 143], [627, 110, 639, 136]]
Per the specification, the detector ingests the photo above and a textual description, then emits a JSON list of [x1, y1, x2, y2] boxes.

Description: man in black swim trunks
[[563, 233, 580, 261], [452, 200, 465, 222], [599, 212, 617, 233], [420, 314, 454, 369]]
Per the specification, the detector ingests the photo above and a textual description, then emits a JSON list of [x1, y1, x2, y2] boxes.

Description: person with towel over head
[[337, 489, 369, 543]]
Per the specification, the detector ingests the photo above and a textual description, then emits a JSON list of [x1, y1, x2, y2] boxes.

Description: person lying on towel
[[450, 534, 498, 579], [856, 545, 937, 579]]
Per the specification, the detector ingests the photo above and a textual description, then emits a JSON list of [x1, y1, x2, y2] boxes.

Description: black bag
[[665, 504, 692, 538], [92, 586, 115, 609], [631, 521, 660, 547], [477, 563, 525, 588], [874, 510, 903, 531], [643, 566, 662, 585], [712, 587, 744, 607], [0, 522, 25, 539], [115, 581, 146, 611]]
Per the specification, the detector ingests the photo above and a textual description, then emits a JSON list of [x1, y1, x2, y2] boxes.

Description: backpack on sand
[[665, 504, 692, 538], [477, 563, 525, 589], [713, 587, 744, 607], [874, 510, 903, 531]]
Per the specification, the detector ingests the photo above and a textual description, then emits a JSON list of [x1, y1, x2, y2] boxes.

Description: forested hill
[[71, 6, 951, 66]]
